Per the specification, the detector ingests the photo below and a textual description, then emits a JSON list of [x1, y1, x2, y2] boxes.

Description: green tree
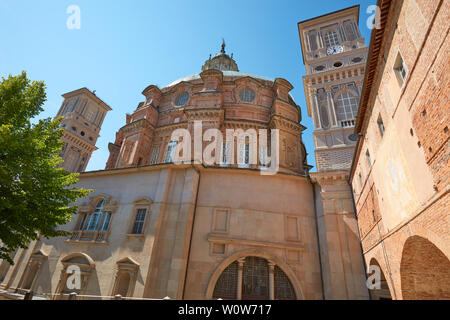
[[0, 72, 90, 264]]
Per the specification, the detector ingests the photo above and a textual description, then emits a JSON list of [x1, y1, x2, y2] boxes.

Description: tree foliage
[[0, 72, 91, 264]]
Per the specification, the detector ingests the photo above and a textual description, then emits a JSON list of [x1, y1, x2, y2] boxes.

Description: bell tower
[[298, 5, 370, 300], [55, 88, 111, 173], [298, 5, 368, 171]]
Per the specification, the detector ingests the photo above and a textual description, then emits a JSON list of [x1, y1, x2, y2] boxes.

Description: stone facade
[[0, 44, 325, 300], [350, 0, 449, 299]]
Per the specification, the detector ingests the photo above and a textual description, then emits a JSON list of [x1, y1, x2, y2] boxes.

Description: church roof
[[162, 71, 274, 90]]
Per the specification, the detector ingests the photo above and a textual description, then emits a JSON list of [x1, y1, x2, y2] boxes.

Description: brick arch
[[400, 236, 450, 299], [368, 258, 393, 300], [205, 248, 304, 300]]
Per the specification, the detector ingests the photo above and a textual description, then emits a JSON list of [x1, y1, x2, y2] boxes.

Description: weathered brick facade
[[350, 0, 449, 299]]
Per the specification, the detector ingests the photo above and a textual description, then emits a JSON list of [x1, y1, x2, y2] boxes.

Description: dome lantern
[[202, 39, 239, 72]]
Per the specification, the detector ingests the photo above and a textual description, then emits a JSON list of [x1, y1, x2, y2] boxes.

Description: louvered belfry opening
[[212, 261, 238, 300], [212, 256, 296, 300]]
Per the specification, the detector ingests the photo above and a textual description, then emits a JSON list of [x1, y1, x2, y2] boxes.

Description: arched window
[[212, 261, 238, 300], [324, 30, 340, 47], [335, 92, 359, 122], [212, 256, 296, 300]]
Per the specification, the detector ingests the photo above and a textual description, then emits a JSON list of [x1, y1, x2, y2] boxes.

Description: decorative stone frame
[[170, 82, 193, 109], [67, 193, 118, 244], [17, 249, 48, 294], [127, 197, 152, 237], [234, 77, 263, 106], [205, 248, 304, 300], [111, 257, 140, 298], [55, 252, 95, 300]]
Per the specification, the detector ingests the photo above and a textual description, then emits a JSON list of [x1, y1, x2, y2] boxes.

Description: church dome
[[201, 40, 239, 72]]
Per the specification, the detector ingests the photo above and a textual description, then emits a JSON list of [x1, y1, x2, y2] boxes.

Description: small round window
[[239, 88, 256, 103], [175, 92, 189, 106]]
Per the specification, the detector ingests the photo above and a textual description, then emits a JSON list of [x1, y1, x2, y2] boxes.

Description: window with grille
[[132, 208, 147, 234], [212, 261, 238, 300], [274, 266, 296, 300], [324, 30, 340, 47], [242, 257, 269, 300], [336, 92, 358, 122], [212, 256, 296, 300]]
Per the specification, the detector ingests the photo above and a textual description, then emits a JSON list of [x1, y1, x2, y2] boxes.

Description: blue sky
[[0, 0, 375, 172]]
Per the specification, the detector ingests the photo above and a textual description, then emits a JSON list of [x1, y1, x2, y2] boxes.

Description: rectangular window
[[221, 142, 231, 166], [151, 147, 159, 164], [358, 172, 363, 188], [377, 114, 385, 137], [366, 149, 372, 168], [259, 145, 268, 168], [132, 209, 147, 234], [165, 140, 176, 163], [394, 52, 408, 87]]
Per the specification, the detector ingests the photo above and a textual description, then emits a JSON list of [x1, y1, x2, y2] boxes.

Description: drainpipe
[[181, 164, 201, 299]]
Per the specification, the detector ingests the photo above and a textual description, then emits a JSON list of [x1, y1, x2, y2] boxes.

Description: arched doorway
[[368, 258, 392, 300], [400, 236, 450, 299], [212, 256, 296, 300]]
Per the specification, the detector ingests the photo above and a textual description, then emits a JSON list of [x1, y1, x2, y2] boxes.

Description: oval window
[[175, 92, 189, 106], [315, 65, 325, 71], [239, 88, 256, 103], [352, 57, 362, 63], [333, 61, 343, 68]]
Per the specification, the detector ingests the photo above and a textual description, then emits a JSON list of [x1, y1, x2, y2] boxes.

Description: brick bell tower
[[55, 88, 111, 173], [298, 5, 370, 299]]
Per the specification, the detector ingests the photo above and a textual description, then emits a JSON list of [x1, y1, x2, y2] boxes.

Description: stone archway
[[368, 258, 392, 300], [400, 236, 450, 299], [205, 249, 304, 300]]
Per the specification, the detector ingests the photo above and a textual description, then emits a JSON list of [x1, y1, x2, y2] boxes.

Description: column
[[326, 90, 338, 127], [237, 258, 245, 300], [268, 262, 275, 300], [312, 93, 322, 130]]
